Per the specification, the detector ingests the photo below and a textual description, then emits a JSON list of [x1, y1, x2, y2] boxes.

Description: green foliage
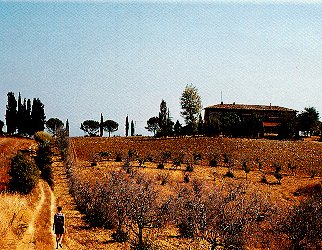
[[145, 117, 160, 136], [102, 120, 119, 137], [80, 120, 100, 136], [125, 115, 129, 137], [46, 118, 64, 136], [35, 141, 54, 187], [6, 92, 17, 135], [158, 100, 173, 137], [0, 120, 4, 135], [297, 107, 320, 136], [131, 120, 135, 136], [9, 152, 40, 194], [31, 98, 46, 134], [180, 84, 202, 134], [111, 229, 129, 243], [34, 131, 52, 144]]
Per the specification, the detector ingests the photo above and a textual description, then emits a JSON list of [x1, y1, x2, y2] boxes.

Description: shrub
[[193, 152, 202, 164], [209, 156, 218, 167], [99, 151, 111, 159], [111, 228, 129, 243], [224, 170, 234, 178], [183, 173, 190, 183], [157, 172, 169, 185], [185, 164, 194, 172], [35, 142, 54, 187], [157, 163, 165, 169], [34, 131, 52, 144], [9, 152, 40, 194], [115, 152, 123, 162]]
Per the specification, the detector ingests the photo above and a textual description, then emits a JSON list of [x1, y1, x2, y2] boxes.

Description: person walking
[[53, 206, 65, 249]]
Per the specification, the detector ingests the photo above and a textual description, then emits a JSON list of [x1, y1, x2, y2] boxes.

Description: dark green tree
[[145, 116, 159, 136], [125, 115, 129, 137], [174, 120, 182, 137], [197, 114, 204, 135], [25, 99, 32, 136], [80, 120, 100, 136], [180, 84, 202, 135], [31, 98, 46, 134], [65, 119, 70, 137], [0, 120, 4, 135], [35, 141, 54, 187], [158, 100, 173, 137], [278, 113, 298, 139], [297, 107, 320, 136], [5, 92, 17, 135], [46, 118, 64, 136], [100, 113, 104, 137], [221, 112, 242, 137], [131, 120, 135, 136], [103, 120, 119, 137], [16, 93, 24, 135], [9, 152, 40, 194]]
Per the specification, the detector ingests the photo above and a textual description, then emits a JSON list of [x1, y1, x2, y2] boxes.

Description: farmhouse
[[204, 103, 297, 136]]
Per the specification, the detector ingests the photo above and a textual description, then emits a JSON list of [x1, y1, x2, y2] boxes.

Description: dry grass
[[0, 193, 32, 249], [0, 137, 35, 191]]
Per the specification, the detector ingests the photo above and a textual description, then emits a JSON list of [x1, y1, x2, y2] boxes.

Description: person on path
[[53, 206, 65, 249]]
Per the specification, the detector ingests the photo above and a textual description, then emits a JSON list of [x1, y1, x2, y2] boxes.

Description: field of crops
[[67, 136, 322, 249], [71, 136, 322, 177], [0, 137, 36, 191]]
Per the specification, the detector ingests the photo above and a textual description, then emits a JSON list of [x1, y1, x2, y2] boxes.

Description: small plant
[[157, 163, 165, 169], [115, 152, 123, 162], [260, 173, 268, 184], [128, 149, 138, 160], [242, 160, 251, 180], [157, 172, 169, 185], [137, 156, 145, 168], [111, 228, 129, 243], [273, 162, 283, 184], [145, 154, 154, 162], [287, 162, 296, 176], [224, 170, 234, 178], [91, 162, 97, 167], [160, 150, 172, 163], [255, 157, 263, 171], [172, 152, 184, 169], [193, 152, 202, 164], [185, 164, 194, 172], [184, 173, 190, 183], [209, 154, 218, 167], [99, 151, 111, 160], [123, 159, 132, 174]]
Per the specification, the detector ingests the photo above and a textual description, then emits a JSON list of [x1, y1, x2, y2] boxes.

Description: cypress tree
[[125, 115, 129, 137], [26, 99, 32, 136], [131, 120, 135, 136], [66, 119, 70, 137], [31, 98, 46, 134], [6, 92, 17, 135], [100, 113, 104, 137], [17, 93, 24, 135]]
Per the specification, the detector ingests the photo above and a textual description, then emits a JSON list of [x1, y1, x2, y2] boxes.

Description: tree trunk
[[138, 227, 143, 246]]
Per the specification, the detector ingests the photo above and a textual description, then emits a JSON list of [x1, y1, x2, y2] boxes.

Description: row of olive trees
[[64, 152, 295, 249]]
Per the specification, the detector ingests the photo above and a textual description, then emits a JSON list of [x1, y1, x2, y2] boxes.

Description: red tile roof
[[205, 103, 297, 112]]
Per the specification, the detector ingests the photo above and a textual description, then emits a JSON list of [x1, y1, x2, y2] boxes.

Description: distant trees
[[100, 113, 104, 137], [0, 120, 4, 135], [158, 99, 173, 137], [46, 118, 64, 136], [145, 117, 159, 136], [180, 84, 202, 135], [131, 120, 135, 136], [80, 120, 100, 136], [125, 115, 129, 137], [297, 107, 320, 136], [103, 120, 119, 137], [5, 92, 17, 135], [5, 92, 46, 136]]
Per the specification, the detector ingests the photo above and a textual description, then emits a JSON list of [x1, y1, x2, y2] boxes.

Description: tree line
[[0, 92, 46, 136]]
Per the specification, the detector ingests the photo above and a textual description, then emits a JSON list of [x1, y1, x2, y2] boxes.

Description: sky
[[0, 1, 321, 136]]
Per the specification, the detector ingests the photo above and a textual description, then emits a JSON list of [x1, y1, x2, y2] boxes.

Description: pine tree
[[31, 98, 46, 134], [125, 115, 129, 137], [131, 120, 135, 136], [6, 92, 17, 135]]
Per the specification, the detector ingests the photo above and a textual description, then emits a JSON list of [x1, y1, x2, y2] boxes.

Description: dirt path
[[16, 180, 55, 250], [52, 157, 86, 250]]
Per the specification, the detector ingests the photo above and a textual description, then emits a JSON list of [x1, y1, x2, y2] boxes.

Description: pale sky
[[0, 1, 321, 136]]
